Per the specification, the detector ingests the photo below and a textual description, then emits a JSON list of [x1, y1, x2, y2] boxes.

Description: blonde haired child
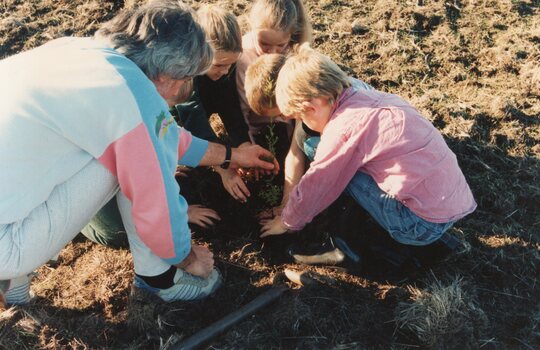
[[197, 4, 242, 49], [248, 0, 312, 48], [245, 53, 287, 117], [260, 48, 476, 265], [236, 0, 313, 168], [172, 4, 253, 202], [246, 52, 373, 221]]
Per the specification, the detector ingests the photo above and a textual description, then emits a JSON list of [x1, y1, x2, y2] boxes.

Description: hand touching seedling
[[214, 167, 251, 202]]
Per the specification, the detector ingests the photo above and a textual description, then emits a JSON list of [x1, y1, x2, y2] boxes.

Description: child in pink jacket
[[260, 47, 476, 267]]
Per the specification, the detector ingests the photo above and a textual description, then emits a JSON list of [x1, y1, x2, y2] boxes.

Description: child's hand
[[188, 204, 221, 228], [218, 168, 250, 202], [260, 215, 288, 237], [257, 205, 284, 220], [250, 166, 276, 181]]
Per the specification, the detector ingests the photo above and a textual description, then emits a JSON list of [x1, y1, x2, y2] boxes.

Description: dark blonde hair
[[197, 4, 242, 53], [245, 54, 287, 115], [248, 0, 312, 46], [275, 45, 351, 116]]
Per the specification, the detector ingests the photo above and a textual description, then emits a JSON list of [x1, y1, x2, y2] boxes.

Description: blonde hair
[[245, 54, 287, 116], [248, 0, 312, 46], [197, 4, 242, 53], [275, 45, 351, 116]]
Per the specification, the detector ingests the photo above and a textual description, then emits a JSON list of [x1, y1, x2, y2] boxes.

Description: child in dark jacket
[[172, 4, 252, 202]]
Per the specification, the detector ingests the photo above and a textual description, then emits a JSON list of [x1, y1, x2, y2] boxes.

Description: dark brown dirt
[[1, 0, 539, 349]]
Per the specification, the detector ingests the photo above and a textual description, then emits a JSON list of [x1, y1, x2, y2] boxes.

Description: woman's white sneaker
[[133, 268, 222, 302]]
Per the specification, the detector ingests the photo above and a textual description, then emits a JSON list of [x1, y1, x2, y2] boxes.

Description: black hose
[[170, 284, 289, 350]]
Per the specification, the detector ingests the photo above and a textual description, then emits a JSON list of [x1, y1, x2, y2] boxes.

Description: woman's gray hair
[[95, 0, 213, 80]]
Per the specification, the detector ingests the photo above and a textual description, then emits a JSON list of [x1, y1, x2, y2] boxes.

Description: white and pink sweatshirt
[[0, 37, 208, 265]]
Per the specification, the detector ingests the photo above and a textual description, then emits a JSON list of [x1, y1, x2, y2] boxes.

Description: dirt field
[[1, 0, 539, 349]]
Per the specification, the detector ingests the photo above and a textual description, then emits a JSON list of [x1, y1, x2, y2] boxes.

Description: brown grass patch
[[395, 276, 488, 348]]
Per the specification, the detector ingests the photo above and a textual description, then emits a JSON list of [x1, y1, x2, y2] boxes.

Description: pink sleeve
[[282, 126, 366, 230], [176, 128, 208, 167], [98, 124, 189, 263], [177, 128, 192, 159]]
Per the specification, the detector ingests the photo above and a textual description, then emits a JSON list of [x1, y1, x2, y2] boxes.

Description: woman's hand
[[236, 142, 276, 180], [188, 204, 221, 228], [231, 144, 280, 175], [260, 215, 289, 237], [175, 244, 214, 278], [217, 167, 250, 202]]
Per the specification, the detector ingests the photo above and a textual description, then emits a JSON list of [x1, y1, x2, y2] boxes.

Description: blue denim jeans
[[346, 172, 454, 246]]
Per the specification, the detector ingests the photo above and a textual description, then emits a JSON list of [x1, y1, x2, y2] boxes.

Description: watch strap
[[220, 144, 232, 169]]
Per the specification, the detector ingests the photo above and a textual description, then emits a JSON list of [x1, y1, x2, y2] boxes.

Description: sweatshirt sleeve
[[281, 125, 366, 231], [98, 118, 197, 265], [177, 127, 208, 167]]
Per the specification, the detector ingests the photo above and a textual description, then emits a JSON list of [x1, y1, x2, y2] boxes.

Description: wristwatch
[[220, 144, 232, 169]]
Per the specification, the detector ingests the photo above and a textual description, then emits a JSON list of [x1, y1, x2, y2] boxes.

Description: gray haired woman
[[0, 0, 277, 309]]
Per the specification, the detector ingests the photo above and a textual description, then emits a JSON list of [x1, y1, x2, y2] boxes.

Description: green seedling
[[258, 121, 282, 207], [259, 183, 282, 207], [265, 122, 278, 158]]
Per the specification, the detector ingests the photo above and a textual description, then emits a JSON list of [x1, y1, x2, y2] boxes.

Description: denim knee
[[346, 171, 454, 246], [383, 199, 454, 246]]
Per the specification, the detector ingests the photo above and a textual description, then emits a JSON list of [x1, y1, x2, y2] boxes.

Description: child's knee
[[387, 219, 450, 246]]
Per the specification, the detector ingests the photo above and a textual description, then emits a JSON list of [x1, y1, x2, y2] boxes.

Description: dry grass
[[395, 276, 488, 348], [0, 0, 539, 349]]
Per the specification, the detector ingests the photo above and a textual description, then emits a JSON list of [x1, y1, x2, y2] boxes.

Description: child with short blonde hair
[[245, 53, 287, 117], [275, 50, 352, 117], [246, 51, 374, 212], [236, 0, 312, 167], [260, 48, 476, 266]]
